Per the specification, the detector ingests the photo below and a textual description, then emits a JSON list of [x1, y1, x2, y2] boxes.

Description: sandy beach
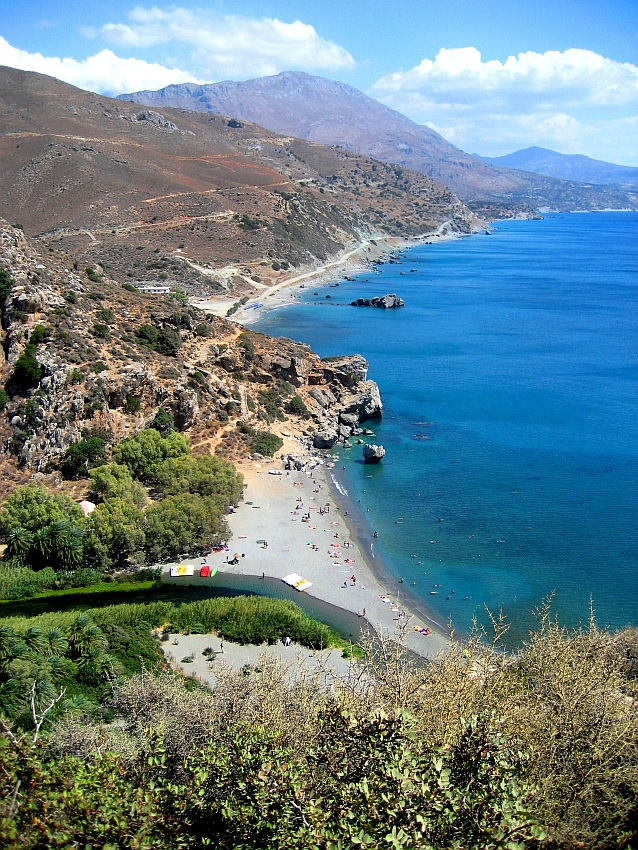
[[163, 447, 451, 659]]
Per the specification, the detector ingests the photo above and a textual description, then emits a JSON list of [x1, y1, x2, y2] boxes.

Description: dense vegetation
[[0, 431, 244, 581], [0, 605, 636, 848]]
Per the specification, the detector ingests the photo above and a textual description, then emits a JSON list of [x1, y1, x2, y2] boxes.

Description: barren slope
[[120, 71, 638, 212], [0, 66, 478, 295]]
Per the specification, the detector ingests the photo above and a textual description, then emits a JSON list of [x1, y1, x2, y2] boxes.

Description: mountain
[[0, 65, 479, 295], [477, 147, 638, 190], [119, 71, 638, 213]]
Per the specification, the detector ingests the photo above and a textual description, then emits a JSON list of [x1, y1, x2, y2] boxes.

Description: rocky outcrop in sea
[[350, 294, 404, 309], [363, 443, 385, 464]]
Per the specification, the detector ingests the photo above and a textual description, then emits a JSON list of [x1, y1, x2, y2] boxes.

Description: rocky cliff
[[0, 222, 381, 493]]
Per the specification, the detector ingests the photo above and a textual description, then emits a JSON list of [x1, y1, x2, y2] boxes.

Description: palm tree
[[0, 679, 21, 717], [23, 626, 48, 656], [0, 624, 18, 671], [32, 524, 54, 566], [46, 627, 69, 656], [4, 526, 34, 566], [67, 615, 107, 660], [50, 521, 84, 570]]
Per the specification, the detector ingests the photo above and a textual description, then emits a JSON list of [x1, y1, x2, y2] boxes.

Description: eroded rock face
[[308, 386, 337, 409], [342, 381, 383, 422], [173, 387, 200, 430], [363, 443, 385, 463]]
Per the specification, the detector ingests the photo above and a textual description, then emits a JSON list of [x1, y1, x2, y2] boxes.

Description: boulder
[[319, 354, 369, 385], [309, 386, 337, 408], [313, 429, 338, 449], [338, 412, 359, 428], [363, 443, 385, 464], [173, 387, 199, 430]]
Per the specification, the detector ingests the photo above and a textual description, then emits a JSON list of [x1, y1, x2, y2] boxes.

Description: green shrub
[[195, 322, 211, 337], [238, 333, 256, 361], [287, 395, 309, 417], [155, 328, 182, 356], [125, 395, 141, 414], [169, 290, 188, 305], [122, 283, 136, 292], [29, 324, 50, 345], [0, 389, 9, 411], [0, 267, 13, 306], [188, 371, 207, 388], [7, 344, 43, 395], [135, 324, 159, 347], [69, 369, 83, 385], [252, 431, 283, 457], [85, 267, 100, 282], [148, 407, 175, 435], [96, 308, 115, 324], [92, 323, 109, 338], [239, 213, 260, 231], [60, 437, 106, 479]]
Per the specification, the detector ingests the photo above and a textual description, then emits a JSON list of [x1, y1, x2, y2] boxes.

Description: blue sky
[[1, 0, 637, 164]]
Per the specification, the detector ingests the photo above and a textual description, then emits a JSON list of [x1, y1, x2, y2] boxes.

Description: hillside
[[119, 71, 638, 213], [0, 66, 479, 298], [477, 146, 638, 190], [0, 219, 388, 492]]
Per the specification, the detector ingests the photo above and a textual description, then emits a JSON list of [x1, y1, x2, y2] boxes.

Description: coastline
[[163, 449, 451, 659], [324, 463, 455, 639], [192, 223, 467, 327], [177, 222, 477, 656]]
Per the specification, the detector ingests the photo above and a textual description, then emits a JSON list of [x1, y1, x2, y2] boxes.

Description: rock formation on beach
[[350, 294, 404, 308]]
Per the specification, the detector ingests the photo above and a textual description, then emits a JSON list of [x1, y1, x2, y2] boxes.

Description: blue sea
[[253, 213, 638, 644]]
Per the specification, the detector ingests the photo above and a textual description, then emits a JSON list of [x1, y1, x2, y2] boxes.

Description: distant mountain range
[[477, 147, 638, 190], [119, 71, 638, 212]]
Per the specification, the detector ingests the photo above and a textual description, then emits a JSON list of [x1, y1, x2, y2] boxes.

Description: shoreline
[[192, 223, 468, 327], [179, 222, 476, 656], [323, 464, 454, 638], [163, 451, 451, 659]]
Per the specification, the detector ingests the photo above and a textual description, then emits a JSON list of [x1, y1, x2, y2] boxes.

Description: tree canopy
[[112, 429, 189, 482], [0, 485, 84, 538]]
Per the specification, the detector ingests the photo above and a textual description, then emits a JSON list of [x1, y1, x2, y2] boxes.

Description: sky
[[1, 0, 637, 165]]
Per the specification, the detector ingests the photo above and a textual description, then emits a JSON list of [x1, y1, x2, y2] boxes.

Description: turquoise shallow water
[[254, 213, 638, 644]]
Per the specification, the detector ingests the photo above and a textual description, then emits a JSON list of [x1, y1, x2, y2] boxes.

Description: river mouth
[[162, 573, 366, 642]]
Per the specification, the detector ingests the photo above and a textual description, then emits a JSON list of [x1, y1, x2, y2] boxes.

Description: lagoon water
[[254, 213, 638, 643]]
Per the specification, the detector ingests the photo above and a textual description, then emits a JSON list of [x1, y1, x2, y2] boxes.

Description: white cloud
[[371, 48, 638, 165], [100, 6, 356, 78], [0, 36, 200, 96]]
